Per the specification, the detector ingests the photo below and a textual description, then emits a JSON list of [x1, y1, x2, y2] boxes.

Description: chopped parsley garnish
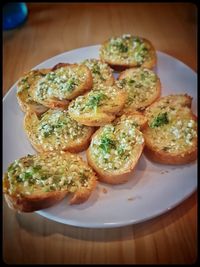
[[92, 63, 101, 75], [40, 124, 54, 137], [150, 112, 169, 128], [134, 43, 148, 63], [92, 63, 106, 81], [115, 42, 128, 52], [99, 136, 116, 153], [111, 40, 128, 53], [86, 93, 108, 111], [64, 77, 76, 92], [128, 79, 136, 86], [117, 147, 125, 156]]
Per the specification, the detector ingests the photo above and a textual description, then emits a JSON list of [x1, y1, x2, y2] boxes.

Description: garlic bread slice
[[87, 114, 145, 184], [29, 64, 93, 109], [143, 94, 197, 164], [68, 84, 127, 126], [117, 67, 161, 113], [17, 69, 50, 115], [100, 34, 156, 71], [24, 109, 94, 153], [3, 151, 97, 212]]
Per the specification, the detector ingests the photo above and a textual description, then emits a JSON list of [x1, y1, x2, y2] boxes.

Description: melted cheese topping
[[83, 59, 113, 85], [100, 34, 152, 65], [31, 110, 91, 151], [6, 152, 94, 196], [68, 85, 123, 115], [34, 65, 88, 101], [90, 118, 144, 171], [117, 68, 158, 110]]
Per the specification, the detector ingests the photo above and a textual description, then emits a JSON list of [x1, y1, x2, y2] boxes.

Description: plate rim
[[37, 188, 196, 228], [3, 45, 197, 228]]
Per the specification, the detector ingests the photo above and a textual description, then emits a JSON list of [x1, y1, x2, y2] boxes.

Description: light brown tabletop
[[3, 3, 197, 264]]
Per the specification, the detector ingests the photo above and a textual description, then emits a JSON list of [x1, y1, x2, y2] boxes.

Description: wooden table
[[3, 3, 197, 264]]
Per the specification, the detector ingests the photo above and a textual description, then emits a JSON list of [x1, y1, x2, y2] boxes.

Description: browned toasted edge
[[16, 68, 50, 114]]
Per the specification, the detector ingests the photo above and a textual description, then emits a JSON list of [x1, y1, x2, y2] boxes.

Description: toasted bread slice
[[24, 109, 94, 153], [100, 34, 157, 71], [86, 114, 145, 184], [3, 151, 97, 212], [17, 69, 50, 115], [82, 59, 115, 86], [117, 67, 161, 114], [29, 63, 93, 109], [143, 94, 197, 164], [68, 84, 127, 126]]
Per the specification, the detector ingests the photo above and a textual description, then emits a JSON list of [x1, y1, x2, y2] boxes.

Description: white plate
[[3, 45, 197, 228]]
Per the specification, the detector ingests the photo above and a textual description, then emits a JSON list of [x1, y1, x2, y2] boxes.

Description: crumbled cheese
[[116, 68, 158, 110], [35, 110, 89, 151], [100, 34, 151, 65], [90, 119, 144, 171], [34, 65, 88, 101], [6, 152, 94, 194]]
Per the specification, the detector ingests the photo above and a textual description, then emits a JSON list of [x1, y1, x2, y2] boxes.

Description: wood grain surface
[[3, 3, 197, 264]]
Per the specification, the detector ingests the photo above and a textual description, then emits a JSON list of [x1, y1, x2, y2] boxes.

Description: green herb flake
[[99, 136, 116, 153], [86, 93, 108, 110], [150, 112, 169, 128], [64, 78, 76, 92]]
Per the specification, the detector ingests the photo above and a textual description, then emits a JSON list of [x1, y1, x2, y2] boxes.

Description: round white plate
[[3, 45, 197, 228]]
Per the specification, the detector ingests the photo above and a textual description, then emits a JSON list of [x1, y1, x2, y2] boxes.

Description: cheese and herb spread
[[27, 110, 92, 151], [117, 68, 159, 111], [145, 96, 197, 153], [90, 118, 144, 171], [68, 85, 123, 115], [33, 65, 89, 102], [82, 59, 114, 85], [5, 152, 94, 196]]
